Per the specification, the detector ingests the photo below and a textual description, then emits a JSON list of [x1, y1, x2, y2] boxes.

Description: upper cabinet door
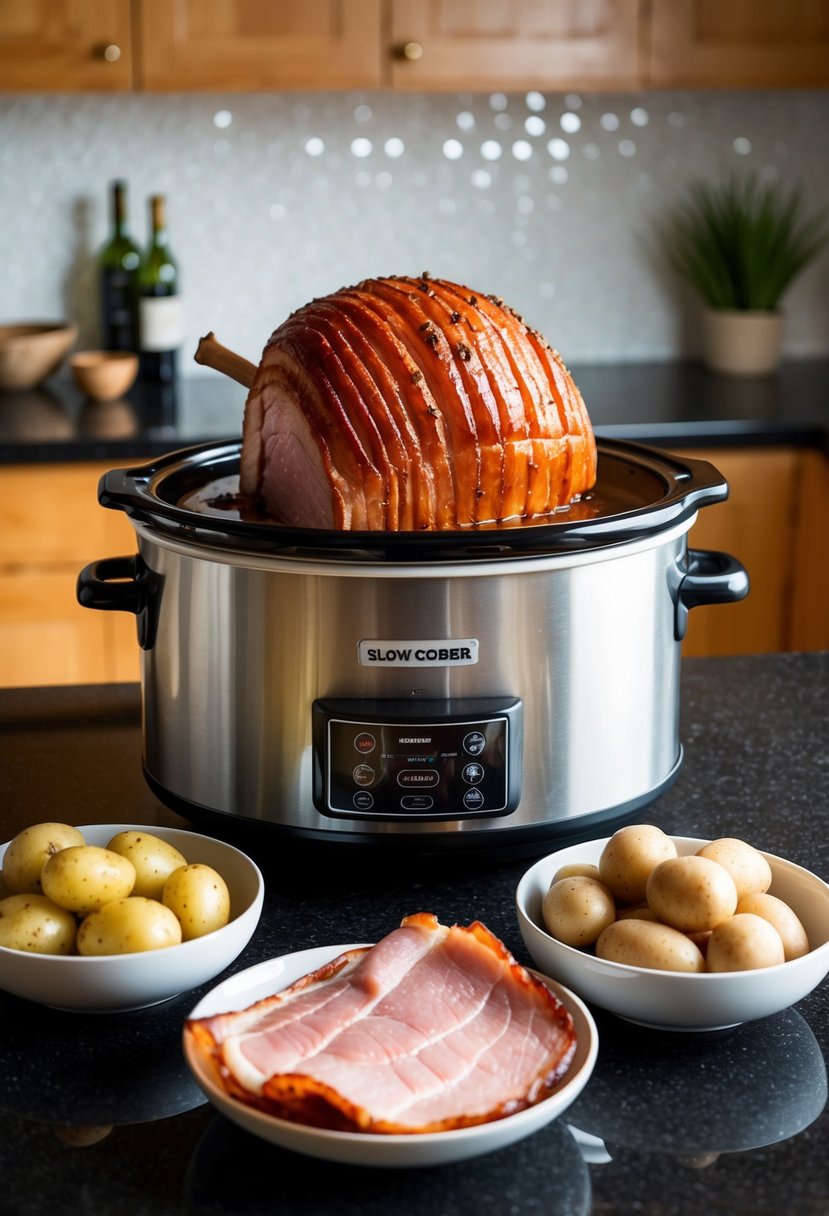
[[648, 0, 829, 87], [0, 0, 133, 90], [137, 0, 384, 90], [388, 0, 641, 90]]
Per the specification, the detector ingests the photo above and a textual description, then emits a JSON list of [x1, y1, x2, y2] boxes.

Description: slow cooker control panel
[[312, 698, 522, 822]]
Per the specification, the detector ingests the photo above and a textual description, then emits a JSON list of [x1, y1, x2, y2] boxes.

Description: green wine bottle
[[137, 194, 182, 384], [99, 180, 140, 351]]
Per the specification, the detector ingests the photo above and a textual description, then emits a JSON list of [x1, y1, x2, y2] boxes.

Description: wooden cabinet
[[0, 0, 133, 91], [678, 446, 829, 658], [0, 463, 141, 688], [2, 0, 826, 92], [136, 0, 641, 92], [648, 0, 829, 88], [388, 0, 640, 91], [137, 0, 385, 91]]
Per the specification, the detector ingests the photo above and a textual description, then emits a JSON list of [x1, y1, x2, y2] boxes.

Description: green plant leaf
[[660, 173, 828, 310]]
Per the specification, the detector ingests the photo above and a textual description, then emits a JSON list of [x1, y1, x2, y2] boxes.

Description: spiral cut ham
[[239, 274, 597, 530], [186, 913, 577, 1134]]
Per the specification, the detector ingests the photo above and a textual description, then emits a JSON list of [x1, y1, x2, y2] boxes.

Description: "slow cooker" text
[[364, 647, 473, 663]]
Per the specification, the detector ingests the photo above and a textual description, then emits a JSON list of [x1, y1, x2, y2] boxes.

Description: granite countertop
[[0, 652, 827, 1216], [1, 359, 827, 466]]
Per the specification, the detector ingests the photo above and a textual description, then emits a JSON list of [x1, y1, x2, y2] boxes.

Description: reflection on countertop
[[567, 1005, 827, 1162], [0, 374, 247, 464], [0, 988, 206, 1129], [0, 360, 827, 466]]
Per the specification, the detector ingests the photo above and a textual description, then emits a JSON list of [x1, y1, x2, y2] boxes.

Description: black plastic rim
[[99, 437, 728, 562]]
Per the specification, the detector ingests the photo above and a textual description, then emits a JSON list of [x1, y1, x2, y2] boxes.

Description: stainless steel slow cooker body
[[78, 439, 748, 851]]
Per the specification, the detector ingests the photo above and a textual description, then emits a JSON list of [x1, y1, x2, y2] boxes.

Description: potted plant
[[662, 174, 828, 375]]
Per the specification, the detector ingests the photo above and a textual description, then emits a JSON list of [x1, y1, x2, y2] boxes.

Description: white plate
[[183, 943, 598, 1168]]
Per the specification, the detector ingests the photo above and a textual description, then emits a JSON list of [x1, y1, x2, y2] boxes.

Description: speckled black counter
[[1, 359, 827, 466], [1, 653, 827, 1216]]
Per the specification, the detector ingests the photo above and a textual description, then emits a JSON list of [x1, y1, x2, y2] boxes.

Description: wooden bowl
[[0, 323, 77, 390], [70, 351, 139, 401]]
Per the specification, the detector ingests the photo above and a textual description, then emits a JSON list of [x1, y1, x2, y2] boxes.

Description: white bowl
[[0, 823, 264, 1012], [516, 835, 829, 1032], [184, 944, 598, 1167]]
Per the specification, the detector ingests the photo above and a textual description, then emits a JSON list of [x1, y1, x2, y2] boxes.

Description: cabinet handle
[[394, 41, 424, 62], [94, 43, 122, 63]]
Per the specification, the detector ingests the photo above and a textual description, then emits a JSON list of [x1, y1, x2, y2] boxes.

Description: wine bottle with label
[[137, 194, 182, 383], [99, 180, 140, 351]]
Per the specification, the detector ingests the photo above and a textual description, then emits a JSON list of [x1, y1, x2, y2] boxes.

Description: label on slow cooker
[[358, 639, 479, 667]]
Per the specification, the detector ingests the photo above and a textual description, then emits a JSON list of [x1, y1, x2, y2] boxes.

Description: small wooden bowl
[[70, 351, 139, 402], [0, 323, 77, 390]]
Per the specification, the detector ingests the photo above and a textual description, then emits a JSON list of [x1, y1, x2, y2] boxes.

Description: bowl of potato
[[515, 826, 829, 1031], [0, 822, 264, 1012]]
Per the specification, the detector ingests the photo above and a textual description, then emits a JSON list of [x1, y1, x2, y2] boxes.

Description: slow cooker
[[77, 438, 748, 853]]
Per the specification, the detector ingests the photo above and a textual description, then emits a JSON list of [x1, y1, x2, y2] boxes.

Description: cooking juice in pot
[[179, 474, 629, 530]]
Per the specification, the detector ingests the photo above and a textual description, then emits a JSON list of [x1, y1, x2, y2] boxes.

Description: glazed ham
[[186, 913, 577, 1134], [238, 275, 597, 530]]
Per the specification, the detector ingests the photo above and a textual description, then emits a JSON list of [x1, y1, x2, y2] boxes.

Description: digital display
[[312, 699, 522, 822]]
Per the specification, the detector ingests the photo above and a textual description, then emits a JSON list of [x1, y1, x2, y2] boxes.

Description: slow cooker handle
[[76, 555, 162, 650], [674, 548, 750, 641]]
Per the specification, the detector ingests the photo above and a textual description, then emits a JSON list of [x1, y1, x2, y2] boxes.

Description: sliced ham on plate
[[186, 912, 577, 1134]]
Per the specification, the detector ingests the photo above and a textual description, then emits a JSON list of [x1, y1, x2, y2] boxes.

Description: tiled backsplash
[[2, 89, 827, 370]]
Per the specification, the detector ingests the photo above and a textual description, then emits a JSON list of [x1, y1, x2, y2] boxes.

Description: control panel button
[[353, 791, 374, 810], [463, 731, 486, 756], [400, 795, 434, 811], [397, 769, 440, 789], [462, 787, 485, 810], [462, 762, 484, 785], [354, 732, 376, 754], [353, 764, 376, 786]]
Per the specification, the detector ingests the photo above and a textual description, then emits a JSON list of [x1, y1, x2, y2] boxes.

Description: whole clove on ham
[[231, 274, 597, 530], [186, 913, 577, 1135]]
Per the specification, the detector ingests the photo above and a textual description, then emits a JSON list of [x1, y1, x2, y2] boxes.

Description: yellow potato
[[2, 822, 85, 894], [707, 912, 785, 972], [736, 892, 810, 960], [596, 918, 705, 973], [106, 831, 187, 901], [646, 855, 738, 933], [41, 845, 136, 916], [598, 824, 677, 903], [77, 897, 182, 955], [551, 862, 601, 883], [696, 838, 772, 899], [542, 876, 616, 947], [162, 863, 230, 940], [0, 893, 77, 955]]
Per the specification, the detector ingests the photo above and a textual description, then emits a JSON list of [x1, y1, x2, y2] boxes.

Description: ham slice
[[186, 913, 577, 1134], [239, 275, 597, 530]]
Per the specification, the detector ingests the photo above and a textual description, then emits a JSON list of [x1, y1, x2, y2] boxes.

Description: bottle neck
[[111, 181, 128, 237], [150, 195, 168, 247]]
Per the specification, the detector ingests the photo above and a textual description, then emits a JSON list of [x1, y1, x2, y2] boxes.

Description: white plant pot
[[701, 308, 783, 377]]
